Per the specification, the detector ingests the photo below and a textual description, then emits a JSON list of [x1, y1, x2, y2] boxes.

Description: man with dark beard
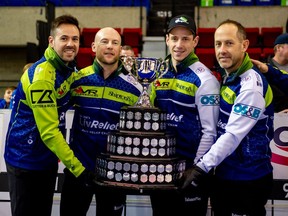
[[4, 15, 85, 216]]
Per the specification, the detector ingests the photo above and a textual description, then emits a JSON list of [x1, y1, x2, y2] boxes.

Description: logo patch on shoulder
[[30, 89, 55, 108], [195, 67, 205, 74], [233, 103, 261, 120], [200, 94, 220, 106], [31, 90, 53, 104]]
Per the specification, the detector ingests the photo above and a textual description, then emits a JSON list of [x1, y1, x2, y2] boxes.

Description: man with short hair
[[121, 44, 135, 57], [60, 27, 142, 216], [252, 33, 288, 112], [270, 33, 288, 71], [150, 14, 220, 216], [180, 19, 274, 216], [4, 14, 86, 216]]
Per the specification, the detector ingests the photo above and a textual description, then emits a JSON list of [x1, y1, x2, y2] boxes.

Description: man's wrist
[[196, 160, 208, 173]]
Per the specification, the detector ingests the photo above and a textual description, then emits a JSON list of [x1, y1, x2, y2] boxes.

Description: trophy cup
[[94, 57, 186, 191], [119, 56, 170, 132], [122, 57, 169, 108]]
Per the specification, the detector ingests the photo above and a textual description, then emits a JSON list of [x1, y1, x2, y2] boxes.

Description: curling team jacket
[[69, 60, 143, 171], [0, 99, 8, 108], [264, 64, 288, 97], [264, 58, 288, 112], [5, 46, 85, 177], [150, 52, 220, 164], [197, 54, 274, 180]]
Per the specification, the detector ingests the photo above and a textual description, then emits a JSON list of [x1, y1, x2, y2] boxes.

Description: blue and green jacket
[[197, 54, 274, 180], [264, 58, 288, 112], [0, 99, 8, 108], [69, 60, 143, 171], [5, 46, 85, 177], [150, 52, 220, 164], [264, 64, 288, 96]]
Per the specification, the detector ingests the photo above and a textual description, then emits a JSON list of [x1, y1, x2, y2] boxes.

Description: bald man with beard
[[60, 27, 143, 216]]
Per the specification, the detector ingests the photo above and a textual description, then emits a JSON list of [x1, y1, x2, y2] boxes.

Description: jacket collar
[[92, 59, 126, 79], [165, 52, 199, 73], [44, 46, 76, 73], [223, 53, 253, 84]]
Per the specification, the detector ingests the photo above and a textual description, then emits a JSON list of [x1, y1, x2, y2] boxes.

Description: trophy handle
[[121, 56, 138, 78], [157, 59, 169, 79]]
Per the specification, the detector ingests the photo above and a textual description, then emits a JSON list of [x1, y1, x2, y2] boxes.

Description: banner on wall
[[270, 113, 288, 179], [0, 109, 11, 173], [270, 113, 288, 200]]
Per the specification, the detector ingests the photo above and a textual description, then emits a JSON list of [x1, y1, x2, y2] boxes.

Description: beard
[[97, 54, 119, 66]]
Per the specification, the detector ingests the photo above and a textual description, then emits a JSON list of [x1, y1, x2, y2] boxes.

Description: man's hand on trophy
[[177, 165, 207, 190], [78, 169, 97, 188]]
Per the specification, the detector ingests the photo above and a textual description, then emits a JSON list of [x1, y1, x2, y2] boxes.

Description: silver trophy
[[122, 57, 168, 108]]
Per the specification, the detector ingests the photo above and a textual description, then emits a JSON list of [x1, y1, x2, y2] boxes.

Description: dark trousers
[[60, 168, 126, 216], [150, 176, 210, 216], [6, 163, 57, 216], [211, 173, 273, 216]]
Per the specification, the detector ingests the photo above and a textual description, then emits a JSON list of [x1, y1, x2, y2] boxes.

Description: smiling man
[[60, 27, 142, 216], [4, 15, 85, 216], [180, 19, 275, 216], [149, 14, 220, 216]]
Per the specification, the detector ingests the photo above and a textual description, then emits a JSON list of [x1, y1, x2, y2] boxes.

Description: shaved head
[[92, 27, 122, 75], [95, 27, 121, 44]]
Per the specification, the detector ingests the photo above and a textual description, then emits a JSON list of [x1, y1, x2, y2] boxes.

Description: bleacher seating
[[197, 28, 216, 48], [195, 48, 217, 70], [77, 27, 142, 67], [262, 47, 274, 60], [132, 47, 139, 57], [1, 1, 282, 64], [247, 47, 262, 60], [261, 27, 283, 47], [76, 47, 95, 69], [77, 24, 281, 67], [114, 28, 122, 35], [245, 27, 260, 47], [122, 27, 143, 54], [194, 26, 284, 61], [81, 28, 101, 47]]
